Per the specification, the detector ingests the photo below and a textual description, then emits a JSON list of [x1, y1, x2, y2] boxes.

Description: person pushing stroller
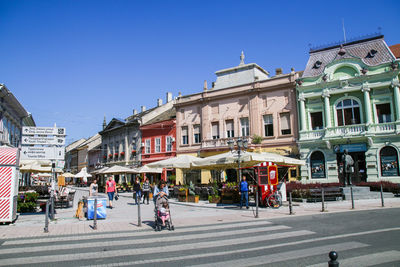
[[153, 181, 174, 231]]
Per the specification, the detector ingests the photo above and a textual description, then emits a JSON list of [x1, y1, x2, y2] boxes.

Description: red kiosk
[[253, 162, 282, 208]]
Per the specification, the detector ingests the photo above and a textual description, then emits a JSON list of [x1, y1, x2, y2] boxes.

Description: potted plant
[[221, 182, 239, 204], [252, 134, 263, 144], [109, 154, 113, 159], [103, 155, 107, 159], [178, 187, 188, 202], [188, 195, 199, 203], [114, 153, 118, 158], [120, 151, 125, 157], [208, 195, 220, 203], [132, 150, 136, 154]]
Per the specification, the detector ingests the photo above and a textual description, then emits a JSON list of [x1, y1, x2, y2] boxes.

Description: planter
[[208, 196, 220, 204], [188, 195, 199, 203], [178, 195, 187, 202]]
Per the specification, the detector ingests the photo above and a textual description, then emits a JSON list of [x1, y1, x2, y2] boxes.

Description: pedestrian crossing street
[[0, 220, 399, 267]]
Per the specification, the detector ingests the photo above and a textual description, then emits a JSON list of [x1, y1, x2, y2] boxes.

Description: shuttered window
[[280, 113, 291, 135], [212, 123, 219, 139]]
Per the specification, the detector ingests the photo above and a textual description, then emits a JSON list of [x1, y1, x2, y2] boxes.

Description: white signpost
[[22, 136, 66, 146], [21, 147, 65, 160], [22, 127, 66, 136]]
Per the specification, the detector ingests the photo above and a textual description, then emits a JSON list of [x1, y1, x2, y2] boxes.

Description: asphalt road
[[0, 208, 399, 266]]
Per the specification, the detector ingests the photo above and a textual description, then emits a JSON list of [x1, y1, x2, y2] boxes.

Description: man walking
[[105, 176, 117, 209], [239, 176, 249, 209]]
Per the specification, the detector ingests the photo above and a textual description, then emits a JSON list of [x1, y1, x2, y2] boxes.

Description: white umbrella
[[91, 166, 109, 174], [102, 165, 138, 174], [74, 167, 93, 178], [61, 172, 75, 178], [135, 165, 163, 173], [146, 155, 198, 169]]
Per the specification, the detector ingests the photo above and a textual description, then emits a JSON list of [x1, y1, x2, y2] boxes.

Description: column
[[322, 89, 331, 128], [362, 85, 372, 125], [298, 94, 306, 131], [393, 83, 400, 121]]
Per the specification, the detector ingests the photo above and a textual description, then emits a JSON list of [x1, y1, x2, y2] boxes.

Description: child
[[159, 202, 169, 226]]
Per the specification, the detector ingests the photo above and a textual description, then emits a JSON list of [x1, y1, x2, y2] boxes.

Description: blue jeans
[[240, 191, 248, 208], [135, 191, 142, 204]]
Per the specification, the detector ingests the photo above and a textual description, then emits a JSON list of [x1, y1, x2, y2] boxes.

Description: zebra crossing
[[0, 220, 399, 266]]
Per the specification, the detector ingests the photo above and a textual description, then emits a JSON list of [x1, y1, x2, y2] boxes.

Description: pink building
[[175, 54, 300, 184]]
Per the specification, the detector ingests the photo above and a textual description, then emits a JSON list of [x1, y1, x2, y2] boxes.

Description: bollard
[[50, 195, 55, 220], [255, 186, 259, 218], [93, 198, 97, 230], [137, 193, 142, 227], [380, 183, 385, 207], [350, 186, 355, 209], [321, 188, 325, 212], [44, 200, 49, 233], [289, 192, 294, 215], [328, 251, 339, 267]]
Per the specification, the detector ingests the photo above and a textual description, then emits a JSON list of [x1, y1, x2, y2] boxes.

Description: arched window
[[333, 66, 357, 79], [336, 99, 361, 126], [380, 146, 399, 176], [310, 151, 326, 179]]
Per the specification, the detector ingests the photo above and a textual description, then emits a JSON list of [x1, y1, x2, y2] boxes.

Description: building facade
[[76, 133, 102, 174], [175, 54, 300, 184], [140, 107, 176, 182], [0, 84, 35, 147], [297, 35, 400, 184]]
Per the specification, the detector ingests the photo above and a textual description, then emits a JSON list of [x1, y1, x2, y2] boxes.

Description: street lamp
[[227, 138, 258, 218]]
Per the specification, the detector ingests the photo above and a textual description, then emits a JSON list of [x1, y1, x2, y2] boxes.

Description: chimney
[[166, 92, 172, 103], [157, 98, 163, 107], [203, 80, 208, 91], [133, 109, 137, 115], [141, 106, 146, 112], [275, 68, 283, 76]]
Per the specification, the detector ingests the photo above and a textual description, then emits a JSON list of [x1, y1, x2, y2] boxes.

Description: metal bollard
[[50, 195, 55, 220], [93, 198, 97, 230], [380, 183, 385, 207], [44, 200, 49, 233], [350, 186, 354, 209], [328, 251, 339, 267], [255, 186, 259, 218], [321, 188, 325, 212], [289, 192, 294, 215], [138, 193, 142, 227]]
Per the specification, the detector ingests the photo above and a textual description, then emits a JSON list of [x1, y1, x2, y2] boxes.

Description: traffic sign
[[22, 136, 66, 145], [22, 127, 66, 136], [20, 147, 65, 160]]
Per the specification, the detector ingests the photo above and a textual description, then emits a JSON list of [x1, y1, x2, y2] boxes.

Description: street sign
[[22, 127, 66, 136], [20, 147, 65, 160], [22, 136, 66, 145]]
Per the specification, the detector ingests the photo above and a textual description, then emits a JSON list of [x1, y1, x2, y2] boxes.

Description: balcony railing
[[369, 122, 396, 134], [326, 124, 366, 137], [299, 129, 325, 141], [202, 136, 253, 149]]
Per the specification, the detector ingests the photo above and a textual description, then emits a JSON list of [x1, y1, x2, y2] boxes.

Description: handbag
[[114, 194, 119, 201]]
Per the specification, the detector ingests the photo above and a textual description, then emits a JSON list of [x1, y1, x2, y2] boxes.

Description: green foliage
[[17, 192, 39, 213], [251, 134, 263, 144]]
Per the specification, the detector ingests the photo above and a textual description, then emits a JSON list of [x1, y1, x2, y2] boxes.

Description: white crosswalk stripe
[[1, 221, 399, 267]]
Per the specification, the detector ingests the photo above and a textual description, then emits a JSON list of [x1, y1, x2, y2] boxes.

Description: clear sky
[[0, 0, 399, 144]]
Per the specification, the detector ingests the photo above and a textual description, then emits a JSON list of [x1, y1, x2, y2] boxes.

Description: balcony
[[369, 122, 397, 134], [299, 129, 325, 141], [202, 136, 253, 149], [325, 124, 366, 137]]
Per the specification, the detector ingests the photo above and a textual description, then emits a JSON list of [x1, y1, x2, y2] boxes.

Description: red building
[[140, 107, 176, 182]]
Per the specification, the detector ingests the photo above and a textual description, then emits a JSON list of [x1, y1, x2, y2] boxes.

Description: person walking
[[105, 176, 117, 209], [142, 178, 151, 204], [89, 179, 98, 196], [239, 176, 249, 209], [153, 180, 169, 204], [133, 176, 142, 205]]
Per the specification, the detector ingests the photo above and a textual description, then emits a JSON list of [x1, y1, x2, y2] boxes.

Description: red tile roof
[[390, 44, 400, 58]]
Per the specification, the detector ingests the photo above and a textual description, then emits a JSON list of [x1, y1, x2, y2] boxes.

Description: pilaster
[[361, 84, 372, 125], [322, 89, 331, 128]]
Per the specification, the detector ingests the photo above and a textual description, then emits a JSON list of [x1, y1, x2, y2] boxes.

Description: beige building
[[175, 53, 300, 184]]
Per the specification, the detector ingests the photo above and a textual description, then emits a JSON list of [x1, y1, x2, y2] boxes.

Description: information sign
[[22, 127, 66, 136], [22, 136, 65, 145], [20, 147, 65, 160]]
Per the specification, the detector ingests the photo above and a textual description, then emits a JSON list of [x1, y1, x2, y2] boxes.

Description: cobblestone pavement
[[1, 187, 399, 239]]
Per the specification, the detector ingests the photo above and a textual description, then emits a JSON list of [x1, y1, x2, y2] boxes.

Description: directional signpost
[[21, 126, 66, 225]]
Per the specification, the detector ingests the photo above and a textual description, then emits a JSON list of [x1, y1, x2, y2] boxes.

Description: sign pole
[[50, 162, 56, 219]]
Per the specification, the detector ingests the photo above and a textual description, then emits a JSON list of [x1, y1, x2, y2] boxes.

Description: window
[[311, 151, 326, 179], [115, 141, 119, 154], [310, 112, 323, 130], [155, 138, 161, 153], [166, 136, 173, 151], [280, 113, 291, 135], [240, 117, 249, 136], [103, 144, 108, 160], [336, 99, 361, 126], [211, 104, 219, 114], [193, 125, 201, 144], [376, 103, 392, 123], [226, 120, 234, 138], [380, 146, 399, 176], [182, 127, 188, 145], [212, 122, 220, 139], [263, 114, 273, 137], [145, 139, 151, 154]]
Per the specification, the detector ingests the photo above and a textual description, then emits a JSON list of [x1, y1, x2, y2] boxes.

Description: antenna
[[342, 18, 347, 43]]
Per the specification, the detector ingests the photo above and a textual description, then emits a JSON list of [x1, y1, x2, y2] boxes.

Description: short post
[[93, 198, 97, 230], [380, 182, 385, 207], [50, 195, 55, 220], [328, 251, 339, 267], [350, 186, 355, 209], [137, 192, 142, 227], [321, 188, 325, 212], [289, 192, 294, 215], [255, 185, 259, 218], [44, 200, 49, 233]]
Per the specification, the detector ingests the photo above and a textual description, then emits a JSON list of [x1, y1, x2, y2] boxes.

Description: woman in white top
[[89, 179, 98, 196]]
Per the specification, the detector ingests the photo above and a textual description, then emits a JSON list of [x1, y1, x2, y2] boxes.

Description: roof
[[126, 106, 158, 122], [66, 138, 87, 152], [0, 84, 30, 119], [390, 44, 400, 58], [78, 133, 101, 151], [303, 35, 395, 78], [142, 107, 176, 126]]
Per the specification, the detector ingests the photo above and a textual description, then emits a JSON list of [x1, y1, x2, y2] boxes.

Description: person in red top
[[105, 176, 117, 209]]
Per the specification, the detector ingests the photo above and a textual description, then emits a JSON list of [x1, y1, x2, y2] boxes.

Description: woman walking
[[105, 176, 117, 209], [133, 176, 142, 205], [142, 178, 150, 205]]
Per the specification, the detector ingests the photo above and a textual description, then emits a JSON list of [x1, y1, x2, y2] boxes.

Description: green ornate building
[[296, 35, 400, 184]]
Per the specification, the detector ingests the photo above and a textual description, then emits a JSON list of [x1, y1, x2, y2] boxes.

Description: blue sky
[[0, 0, 399, 144]]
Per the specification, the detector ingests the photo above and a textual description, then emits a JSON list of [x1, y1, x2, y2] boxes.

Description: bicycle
[[267, 191, 282, 209]]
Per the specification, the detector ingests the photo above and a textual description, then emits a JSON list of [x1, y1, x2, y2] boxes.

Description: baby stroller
[[154, 195, 174, 231]]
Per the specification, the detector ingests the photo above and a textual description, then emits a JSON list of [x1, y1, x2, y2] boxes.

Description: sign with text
[[22, 136, 65, 145], [22, 127, 66, 136], [268, 165, 278, 186], [20, 147, 65, 160]]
